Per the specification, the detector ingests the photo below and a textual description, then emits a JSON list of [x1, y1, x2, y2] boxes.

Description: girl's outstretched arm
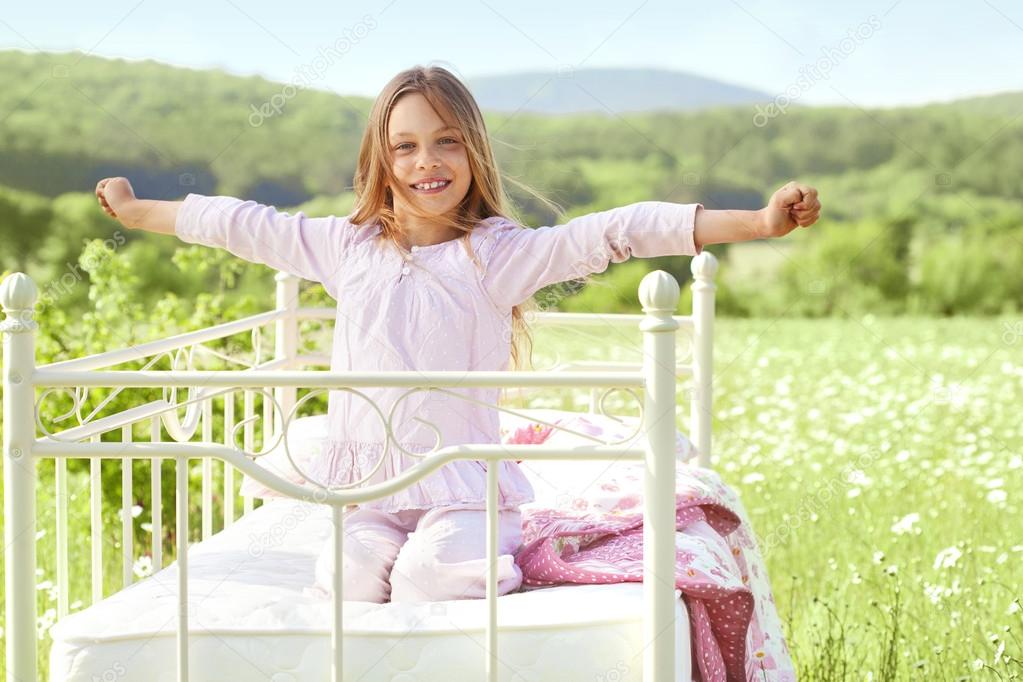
[[693, 206, 761, 250], [96, 177, 180, 235], [477, 200, 702, 309], [477, 181, 821, 309], [96, 177, 355, 294], [693, 181, 821, 247]]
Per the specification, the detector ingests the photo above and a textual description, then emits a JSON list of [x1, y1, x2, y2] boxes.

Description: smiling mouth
[[411, 180, 452, 193]]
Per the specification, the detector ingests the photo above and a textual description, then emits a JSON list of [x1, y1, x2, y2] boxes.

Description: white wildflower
[[933, 546, 962, 570], [133, 555, 153, 579], [986, 489, 1007, 505], [891, 512, 921, 536], [116, 504, 144, 522], [924, 583, 945, 605], [36, 607, 56, 640], [846, 469, 872, 486]]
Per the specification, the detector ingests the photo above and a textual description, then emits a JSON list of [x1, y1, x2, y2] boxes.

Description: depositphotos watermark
[[247, 490, 330, 558], [753, 15, 882, 128], [249, 15, 378, 127], [38, 232, 128, 309]]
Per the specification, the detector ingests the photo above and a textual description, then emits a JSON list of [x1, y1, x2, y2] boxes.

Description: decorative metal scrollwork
[[36, 348, 178, 441], [384, 385, 645, 460], [36, 323, 274, 442]]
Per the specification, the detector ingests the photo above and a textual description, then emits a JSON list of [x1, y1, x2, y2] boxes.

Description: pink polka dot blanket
[[514, 466, 795, 682]]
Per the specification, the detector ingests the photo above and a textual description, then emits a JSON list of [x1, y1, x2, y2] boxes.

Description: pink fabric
[[515, 466, 795, 682], [175, 194, 703, 512], [505, 420, 555, 462]]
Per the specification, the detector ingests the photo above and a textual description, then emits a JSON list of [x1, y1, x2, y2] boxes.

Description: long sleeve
[[174, 193, 354, 295], [479, 201, 703, 309]]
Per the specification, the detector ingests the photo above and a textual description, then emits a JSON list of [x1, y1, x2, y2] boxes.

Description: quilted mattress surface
[[49, 496, 692, 681]]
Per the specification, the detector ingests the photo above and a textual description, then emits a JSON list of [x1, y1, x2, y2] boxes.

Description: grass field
[[3, 315, 1020, 680], [704, 315, 1021, 680]]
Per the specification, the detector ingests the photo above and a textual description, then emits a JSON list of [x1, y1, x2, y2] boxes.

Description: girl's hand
[[95, 177, 136, 220], [758, 181, 821, 239]]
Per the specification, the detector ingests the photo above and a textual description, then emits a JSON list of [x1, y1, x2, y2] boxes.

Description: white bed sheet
[[49, 496, 692, 681]]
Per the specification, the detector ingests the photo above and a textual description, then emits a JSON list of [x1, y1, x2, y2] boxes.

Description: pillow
[[238, 415, 329, 498], [498, 407, 694, 460], [238, 409, 696, 500]]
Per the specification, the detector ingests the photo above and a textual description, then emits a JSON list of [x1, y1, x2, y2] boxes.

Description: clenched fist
[[95, 177, 136, 219], [759, 181, 821, 239]]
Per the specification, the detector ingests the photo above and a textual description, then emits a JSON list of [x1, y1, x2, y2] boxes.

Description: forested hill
[[2, 48, 1022, 215], [2, 49, 1022, 318]]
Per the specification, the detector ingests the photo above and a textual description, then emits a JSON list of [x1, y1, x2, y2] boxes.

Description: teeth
[[414, 180, 449, 190]]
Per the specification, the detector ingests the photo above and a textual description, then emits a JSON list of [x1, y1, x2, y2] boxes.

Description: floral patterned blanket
[[513, 463, 796, 681]]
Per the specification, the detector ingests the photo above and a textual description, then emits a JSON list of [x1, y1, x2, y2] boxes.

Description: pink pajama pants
[[314, 504, 524, 603]]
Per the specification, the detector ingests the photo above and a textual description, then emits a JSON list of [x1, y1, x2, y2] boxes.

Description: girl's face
[[387, 93, 472, 221]]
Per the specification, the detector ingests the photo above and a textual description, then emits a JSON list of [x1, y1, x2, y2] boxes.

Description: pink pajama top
[[175, 194, 703, 513]]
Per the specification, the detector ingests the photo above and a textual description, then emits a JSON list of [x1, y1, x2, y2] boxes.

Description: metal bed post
[[274, 271, 299, 434], [639, 270, 681, 682], [2, 273, 40, 682], [690, 252, 718, 467]]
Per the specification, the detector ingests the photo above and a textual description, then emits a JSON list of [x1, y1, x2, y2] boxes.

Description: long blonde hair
[[350, 64, 559, 371]]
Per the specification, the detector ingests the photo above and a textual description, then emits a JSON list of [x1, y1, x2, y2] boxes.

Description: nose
[[415, 147, 441, 170]]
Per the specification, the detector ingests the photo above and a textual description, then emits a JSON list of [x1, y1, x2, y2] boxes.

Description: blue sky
[[3, 0, 1022, 108]]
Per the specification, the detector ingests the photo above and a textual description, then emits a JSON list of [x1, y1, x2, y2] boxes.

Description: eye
[[440, 137, 458, 144], [396, 142, 414, 151]]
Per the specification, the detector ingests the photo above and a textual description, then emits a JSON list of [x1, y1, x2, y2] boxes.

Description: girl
[[95, 65, 821, 605]]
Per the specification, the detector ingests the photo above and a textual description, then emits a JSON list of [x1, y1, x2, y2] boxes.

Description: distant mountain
[[466, 67, 776, 114]]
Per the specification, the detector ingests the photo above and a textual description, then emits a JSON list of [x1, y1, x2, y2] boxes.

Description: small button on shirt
[[175, 193, 703, 512]]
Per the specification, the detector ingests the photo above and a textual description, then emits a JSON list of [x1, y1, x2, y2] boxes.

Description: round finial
[[0, 273, 39, 312], [639, 270, 680, 313], [691, 251, 719, 280]]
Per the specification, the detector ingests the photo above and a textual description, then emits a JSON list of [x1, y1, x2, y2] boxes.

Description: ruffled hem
[[307, 439, 536, 514]]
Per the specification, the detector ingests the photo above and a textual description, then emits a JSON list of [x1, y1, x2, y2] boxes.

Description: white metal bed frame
[[2, 251, 718, 682]]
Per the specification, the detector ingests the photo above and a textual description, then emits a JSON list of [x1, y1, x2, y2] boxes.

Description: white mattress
[[49, 497, 692, 681]]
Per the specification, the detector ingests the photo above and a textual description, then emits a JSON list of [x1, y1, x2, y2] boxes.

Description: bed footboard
[[2, 253, 718, 682]]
